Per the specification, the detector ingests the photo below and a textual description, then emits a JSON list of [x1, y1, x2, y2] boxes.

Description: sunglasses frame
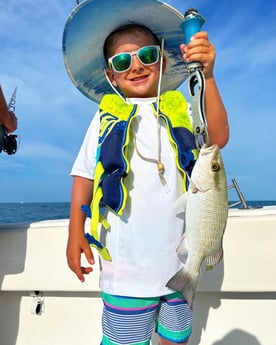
[[108, 45, 161, 73]]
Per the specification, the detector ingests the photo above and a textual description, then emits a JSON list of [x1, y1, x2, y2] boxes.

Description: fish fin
[[189, 179, 199, 193], [176, 234, 188, 264], [166, 267, 198, 307], [205, 247, 223, 270], [175, 193, 188, 214]]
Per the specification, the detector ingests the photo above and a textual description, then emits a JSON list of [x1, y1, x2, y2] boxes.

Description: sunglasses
[[108, 45, 161, 73]]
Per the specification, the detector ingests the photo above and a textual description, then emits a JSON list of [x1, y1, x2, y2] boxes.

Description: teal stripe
[[157, 323, 192, 343], [102, 334, 150, 345], [101, 292, 159, 309], [165, 291, 185, 301]]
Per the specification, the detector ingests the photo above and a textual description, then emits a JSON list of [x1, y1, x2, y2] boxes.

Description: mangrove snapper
[[166, 144, 228, 306]]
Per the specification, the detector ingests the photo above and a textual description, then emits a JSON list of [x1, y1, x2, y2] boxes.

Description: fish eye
[[211, 162, 220, 172]]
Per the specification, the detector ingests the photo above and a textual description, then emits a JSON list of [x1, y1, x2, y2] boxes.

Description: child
[[63, 1, 229, 344]]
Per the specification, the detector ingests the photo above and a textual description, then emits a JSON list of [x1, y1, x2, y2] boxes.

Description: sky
[[0, 0, 275, 202]]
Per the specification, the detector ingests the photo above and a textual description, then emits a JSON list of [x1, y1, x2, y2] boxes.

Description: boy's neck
[[126, 96, 157, 104]]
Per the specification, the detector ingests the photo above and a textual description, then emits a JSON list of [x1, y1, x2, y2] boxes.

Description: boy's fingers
[[67, 259, 85, 282], [84, 245, 95, 265], [82, 237, 95, 265], [81, 266, 93, 275], [84, 247, 95, 265]]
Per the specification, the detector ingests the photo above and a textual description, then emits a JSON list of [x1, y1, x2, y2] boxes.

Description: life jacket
[[86, 90, 198, 261]]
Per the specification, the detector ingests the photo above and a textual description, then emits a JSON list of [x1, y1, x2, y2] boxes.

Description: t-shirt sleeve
[[70, 110, 100, 180]]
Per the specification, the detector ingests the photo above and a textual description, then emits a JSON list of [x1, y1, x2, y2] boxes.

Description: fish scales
[[166, 144, 228, 307]]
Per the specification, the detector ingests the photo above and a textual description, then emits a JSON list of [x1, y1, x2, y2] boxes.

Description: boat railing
[[228, 178, 249, 209]]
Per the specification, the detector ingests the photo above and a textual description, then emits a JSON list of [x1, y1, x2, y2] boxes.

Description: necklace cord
[[133, 38, 167, 186]]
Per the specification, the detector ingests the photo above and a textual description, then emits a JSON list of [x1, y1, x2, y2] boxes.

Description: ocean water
[[0, 202, 70, 224], [0, 200, 276, 224]]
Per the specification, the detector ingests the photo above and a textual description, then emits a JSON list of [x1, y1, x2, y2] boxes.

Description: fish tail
[[166, 267, 198, 307]]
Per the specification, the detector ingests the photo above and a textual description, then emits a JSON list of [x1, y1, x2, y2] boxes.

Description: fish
[[166, 144, 228, 307]]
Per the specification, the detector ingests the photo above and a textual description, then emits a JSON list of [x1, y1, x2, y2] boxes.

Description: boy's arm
[[204, 76, 229, 148], [180, 31, 229, 148], [0, 86, 17, 133], [67, 176, 95, 282]]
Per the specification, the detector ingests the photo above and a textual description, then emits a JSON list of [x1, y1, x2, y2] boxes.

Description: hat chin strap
[[103, 69, 126, 102], [103, 38, 165, 105], [156, 37, 164, 112]]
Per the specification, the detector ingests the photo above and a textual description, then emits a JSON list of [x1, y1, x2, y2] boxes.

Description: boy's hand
[[180, 31, 215, 79], [66, 232, 95, 282]]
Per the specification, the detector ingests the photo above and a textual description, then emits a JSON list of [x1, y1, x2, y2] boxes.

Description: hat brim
[[62, 0, 188, 104]]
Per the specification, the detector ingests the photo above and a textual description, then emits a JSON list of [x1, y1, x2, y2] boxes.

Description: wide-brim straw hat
[[62, 0, 189, 104]]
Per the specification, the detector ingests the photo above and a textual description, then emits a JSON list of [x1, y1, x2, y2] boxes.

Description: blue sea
[[0, 200, 276, 224], [0, 202, 71, 224]]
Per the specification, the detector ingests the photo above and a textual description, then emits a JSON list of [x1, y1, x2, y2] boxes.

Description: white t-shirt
[[71, 97, 185, 297]]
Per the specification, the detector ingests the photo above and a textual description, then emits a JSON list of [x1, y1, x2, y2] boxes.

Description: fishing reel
[[0, 125, 18, 155]]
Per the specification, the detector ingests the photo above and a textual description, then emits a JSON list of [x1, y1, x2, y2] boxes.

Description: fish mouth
[[201, 144, 219, 157], [200, 144, 220, 170]]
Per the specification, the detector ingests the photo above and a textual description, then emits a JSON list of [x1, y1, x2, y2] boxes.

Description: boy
[[63, 1, 229, 344]]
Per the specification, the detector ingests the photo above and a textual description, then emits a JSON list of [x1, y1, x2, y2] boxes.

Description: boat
[[0, 180, 275, 345]]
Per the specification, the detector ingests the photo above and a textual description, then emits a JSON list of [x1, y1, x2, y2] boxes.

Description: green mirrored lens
[[112, 53, 131, 72], [109, 46, 160, 72], [138, 46, 159, 64]]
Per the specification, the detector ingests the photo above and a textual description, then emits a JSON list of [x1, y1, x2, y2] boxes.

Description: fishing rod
[[8, 87, 17, 112], [180, 9, 209, 148]]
